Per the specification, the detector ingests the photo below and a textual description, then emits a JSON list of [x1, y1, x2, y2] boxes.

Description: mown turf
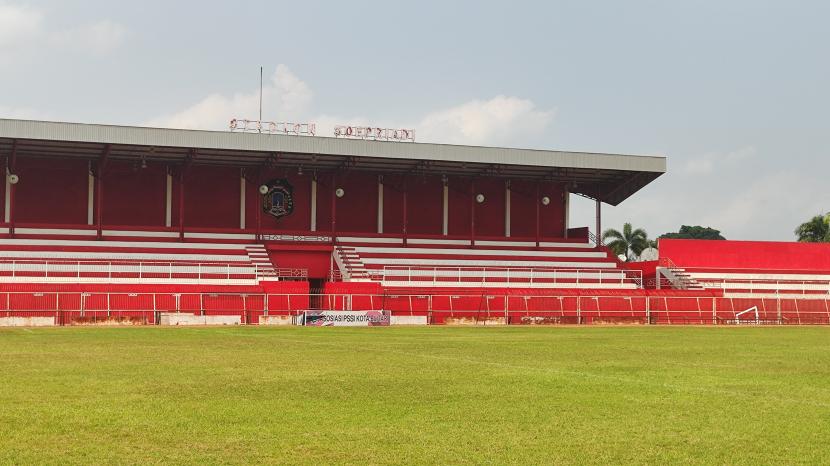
[[0, 326, 829, 465]]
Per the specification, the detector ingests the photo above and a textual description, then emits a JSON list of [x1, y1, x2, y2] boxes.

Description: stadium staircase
[[656, 258, 705, 291], [244, 244, 278, 280]]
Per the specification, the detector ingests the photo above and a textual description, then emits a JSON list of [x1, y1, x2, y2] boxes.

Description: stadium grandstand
[[1, 118, 828, 326]]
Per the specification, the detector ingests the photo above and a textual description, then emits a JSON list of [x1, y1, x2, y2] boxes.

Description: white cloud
[[147, 71, 554, 148], [416, 96, 554, 146], [581, 143, 829, 242], [145, 65, 313, 130], [50, 19, 127, 55], [0, 3, 42, 48], [0, 3, 125, 61], [683, 146, 756, 174]]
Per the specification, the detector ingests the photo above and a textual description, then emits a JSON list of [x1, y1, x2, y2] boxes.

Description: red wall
[[15, 158, 88, 224], [474, 178, 506, 237], [181, 166, 239, 229], [540, 182, 566, 238], [382, 175, 404, 234], [448, 177, 472, 236], [406, 177, 443, 235], [316, 174, 333, 233], [102, 161, 166, 226], [660, 239, 830, 271], [6, 155, 570, 239], [336, 173, 377, 233], [266, 244, 333, 279]]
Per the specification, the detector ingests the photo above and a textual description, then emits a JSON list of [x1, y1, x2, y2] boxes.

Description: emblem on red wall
[[261, 178, 295, 220]]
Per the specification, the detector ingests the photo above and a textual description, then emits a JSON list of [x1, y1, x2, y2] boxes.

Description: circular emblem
[[261, 178, 295, 220]]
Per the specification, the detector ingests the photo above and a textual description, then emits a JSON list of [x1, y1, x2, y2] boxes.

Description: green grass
[[1, 326, 829, 465]]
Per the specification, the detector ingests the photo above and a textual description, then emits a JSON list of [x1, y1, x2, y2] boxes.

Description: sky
[[1, 0, 828, 241]]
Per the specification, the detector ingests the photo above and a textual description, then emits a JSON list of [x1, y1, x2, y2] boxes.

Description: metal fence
[[1, 292, 829, 326]]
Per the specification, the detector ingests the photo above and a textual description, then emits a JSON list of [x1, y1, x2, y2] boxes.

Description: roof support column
[[595, 199, 602, 247], [533, 181, 541, 248], [6, 140, 17, 238], [87, 162, 94, 225], [376, 176, 383, 234], [179, 149, 195, 242], [95, 144, 110, 240], [470, 179, 475, 247], [95, 170, 103, 239], [178, 169, 185, 242], [504, 180, 511, 238], [563, 185, 570, 238], [535, 182, 540, 248], [165, 169, 172, 228], [442, 178, 448, 236], [239, 169, 246, 230], [402, 177, 408, 247], [331, 174, 337, 242], [310, 176, 317, 231], [255, 171, 262, 242]]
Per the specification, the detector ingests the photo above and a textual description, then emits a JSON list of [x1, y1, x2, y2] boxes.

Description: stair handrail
[[587, 231, 605, 247]]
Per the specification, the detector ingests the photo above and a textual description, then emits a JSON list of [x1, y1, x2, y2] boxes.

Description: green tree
[[659, 225, 726, 241], [602, 223, 649, 261], [795, 213, 830, 243]]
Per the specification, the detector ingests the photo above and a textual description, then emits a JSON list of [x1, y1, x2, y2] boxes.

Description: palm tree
[[602, 223, 649, 261], [795, 213, 830, 243]]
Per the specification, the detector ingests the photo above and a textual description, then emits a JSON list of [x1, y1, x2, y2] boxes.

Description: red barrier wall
[[660, 239, 830, 271], [266, 244, 333, 279]]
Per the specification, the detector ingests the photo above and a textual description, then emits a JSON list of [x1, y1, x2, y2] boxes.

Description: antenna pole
[[258, 66, 263, 132]]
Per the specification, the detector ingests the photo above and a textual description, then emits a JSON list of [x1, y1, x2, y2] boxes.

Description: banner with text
[[302, 310, 391, 327]]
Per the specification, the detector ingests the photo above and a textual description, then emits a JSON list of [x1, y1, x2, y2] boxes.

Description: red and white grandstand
[[0, 118, 827, 325]]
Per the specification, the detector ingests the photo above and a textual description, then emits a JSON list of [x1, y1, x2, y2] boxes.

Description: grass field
[[1, 326, 829, 465]]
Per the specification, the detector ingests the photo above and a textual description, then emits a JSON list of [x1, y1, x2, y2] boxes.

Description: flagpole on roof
[[258, 66, 263, 133]]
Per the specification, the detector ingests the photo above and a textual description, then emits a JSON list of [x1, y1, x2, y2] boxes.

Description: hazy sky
[[2, 1, 828, 241]]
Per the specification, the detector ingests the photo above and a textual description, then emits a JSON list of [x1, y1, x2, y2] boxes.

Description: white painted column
[[310, 177, 317, 231], [442, 181, 449, 236], [377, 176, 384, 234], [87, 162, 94, 225], [239, 174, 246, 229], [563, 188, 570, 238], [165, 171, 172, 228], [504, 181, 511, 237]]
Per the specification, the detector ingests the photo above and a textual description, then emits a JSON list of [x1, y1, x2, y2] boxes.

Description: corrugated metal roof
[[0, 119, 665, 172], [0, 118, 666, 205]]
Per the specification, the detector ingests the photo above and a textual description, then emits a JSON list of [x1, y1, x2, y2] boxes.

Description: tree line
[[601, 212, 829, 262]]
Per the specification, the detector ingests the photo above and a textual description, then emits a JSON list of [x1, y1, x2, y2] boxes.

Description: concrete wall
[[159, 313, 241, 325], [0, 316, 55, 326]]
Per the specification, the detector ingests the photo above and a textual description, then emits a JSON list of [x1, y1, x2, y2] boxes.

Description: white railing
[[379, 266, 642, 288], [0, 259, 260, 283], [698, 279, 830, 295]]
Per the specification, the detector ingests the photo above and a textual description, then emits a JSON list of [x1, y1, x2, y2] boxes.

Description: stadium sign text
[[334, 126, 415, 142], [230, 119, 316, 136], [300, 310, 391, 327]]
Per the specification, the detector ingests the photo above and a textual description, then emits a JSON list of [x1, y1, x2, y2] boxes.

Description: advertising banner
[[301, 310, 391, 327]]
